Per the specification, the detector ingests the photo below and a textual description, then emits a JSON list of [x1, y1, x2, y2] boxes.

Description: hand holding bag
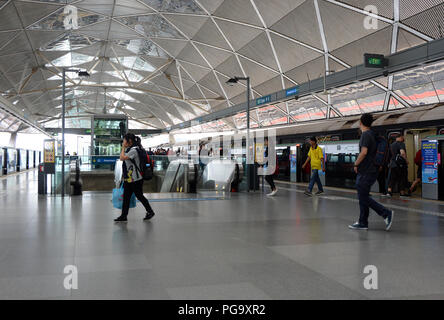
[[112, 183, 137, 209]]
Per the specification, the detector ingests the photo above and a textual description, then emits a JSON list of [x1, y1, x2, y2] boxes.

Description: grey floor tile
[[74, 254, 151, 273], [1, 172, 444, 299], [167, 282, 271, 300], [71, 269, 170, 299], [0, 274, 70, 299]]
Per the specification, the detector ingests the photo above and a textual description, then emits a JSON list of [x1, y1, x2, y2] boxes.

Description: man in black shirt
[[387, 134, 409, 197], [349, 113, 394, 231]]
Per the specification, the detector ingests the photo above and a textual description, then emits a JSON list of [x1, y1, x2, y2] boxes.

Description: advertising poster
[[290, 154, 297, 174], [44, 140, 55, 163], [255, 143, 264, 164], [422, 140, 438, 184]]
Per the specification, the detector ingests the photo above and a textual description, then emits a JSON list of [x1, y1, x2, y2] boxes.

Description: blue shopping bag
[[112, 184, 137, 209]]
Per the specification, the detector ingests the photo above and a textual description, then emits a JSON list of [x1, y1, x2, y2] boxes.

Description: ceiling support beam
[[135, 58, 173, 87], [18, 67, 38, 94]]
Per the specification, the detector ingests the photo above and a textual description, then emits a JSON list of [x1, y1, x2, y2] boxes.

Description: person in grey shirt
[[114, 133, 155, 223]]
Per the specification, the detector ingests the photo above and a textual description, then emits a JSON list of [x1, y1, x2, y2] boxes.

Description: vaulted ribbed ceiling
[[0, 0, 443, 133]]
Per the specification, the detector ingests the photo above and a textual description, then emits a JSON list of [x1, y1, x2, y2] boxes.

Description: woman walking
[[114, 133, 155, 223]]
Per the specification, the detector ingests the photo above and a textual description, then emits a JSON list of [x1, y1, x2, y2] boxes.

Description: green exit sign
[[364, 54, 388, 68]]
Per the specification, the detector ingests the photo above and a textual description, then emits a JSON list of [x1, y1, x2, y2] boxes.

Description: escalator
[[112, 157, 244, 194], [160, 158, 243, 193], [199, 159, 243, 192], [160, 159, 198, 193]]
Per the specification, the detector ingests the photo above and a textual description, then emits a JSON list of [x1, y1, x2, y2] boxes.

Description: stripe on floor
[[144, 197, 227, 202], [277, 186, 444, 218]]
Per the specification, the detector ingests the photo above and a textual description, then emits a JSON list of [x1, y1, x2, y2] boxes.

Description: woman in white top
[[114, 133, 155, 223]]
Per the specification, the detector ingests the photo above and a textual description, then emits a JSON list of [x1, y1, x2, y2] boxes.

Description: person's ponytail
[[134, 136, 143, 148], [123, 133, 142, 148]]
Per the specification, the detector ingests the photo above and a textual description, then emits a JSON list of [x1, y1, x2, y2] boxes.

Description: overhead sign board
[[92, 156, 119, 164], [256, 95, 271, 106], [285, 86, 299, 97], [364, 53, 388, 68]]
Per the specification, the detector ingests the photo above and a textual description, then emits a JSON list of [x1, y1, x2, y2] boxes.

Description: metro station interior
[[1, 0, 444, 300]]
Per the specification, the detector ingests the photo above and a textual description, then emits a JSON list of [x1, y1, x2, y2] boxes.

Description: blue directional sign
[[92, 156, 119, 164], [256, 95, 271, 106], [285, 86, 299, 97]]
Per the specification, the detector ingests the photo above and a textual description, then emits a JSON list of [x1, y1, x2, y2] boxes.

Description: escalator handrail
[[169, 162, 183, 192]]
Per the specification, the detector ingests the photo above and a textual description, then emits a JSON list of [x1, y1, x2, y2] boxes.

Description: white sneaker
[[267, 188, 278, 196]]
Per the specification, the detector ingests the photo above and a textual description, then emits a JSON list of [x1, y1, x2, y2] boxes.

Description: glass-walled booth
[[320, 140, 360, 189], [91, 115, 128, 170]]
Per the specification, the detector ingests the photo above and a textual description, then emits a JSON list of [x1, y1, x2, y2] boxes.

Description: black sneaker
[[315, 190, 324, 195], [400, 193, 411, 199], [114, 216, 128, 223], [143, 211, 155, 221], [348, 222, 368, 230], [385, 210, 394, 231], [304, 190, 312, 196]]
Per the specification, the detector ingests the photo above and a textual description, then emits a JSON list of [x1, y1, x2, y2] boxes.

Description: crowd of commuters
[[150, 147, 191, 156], [376, 133, 421, 199]]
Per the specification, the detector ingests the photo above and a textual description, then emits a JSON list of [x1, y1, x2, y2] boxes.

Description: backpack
[[374, 134, 390, 167], [395, 153, 407, 168], [130, 147, 153, 181]]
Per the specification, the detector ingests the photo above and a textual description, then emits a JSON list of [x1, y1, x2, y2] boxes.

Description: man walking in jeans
[[349, 113, 394, 231], [302, 136, 325, 196]]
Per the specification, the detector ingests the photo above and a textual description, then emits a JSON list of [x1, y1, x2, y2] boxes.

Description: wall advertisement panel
[[422, 140, 438, 184]]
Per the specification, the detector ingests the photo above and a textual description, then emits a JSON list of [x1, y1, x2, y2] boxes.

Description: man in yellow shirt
[[302, 136, 325, 196]]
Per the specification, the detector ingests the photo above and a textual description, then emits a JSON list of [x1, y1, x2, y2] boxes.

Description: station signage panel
[[43, 139, 56, 174], [364, 53, 388, 68], [422, 140, 439, 184], [43, 140, 55, 163], [254, 142, 264, 164], [256, 95, 271, 106], [92, 156, 119, 164], [285, 86, 299, 97]]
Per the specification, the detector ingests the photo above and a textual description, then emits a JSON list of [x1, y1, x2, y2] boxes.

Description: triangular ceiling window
[[27, 7, 108, 31], [113, 39, 169, 58], [42, 33, 100, 51]]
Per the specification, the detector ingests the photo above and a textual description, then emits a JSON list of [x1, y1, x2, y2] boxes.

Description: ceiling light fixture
[[78, 71, 90, 79]]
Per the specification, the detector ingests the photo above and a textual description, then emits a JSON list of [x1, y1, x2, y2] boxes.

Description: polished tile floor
[[1, 170, 444, 299]]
